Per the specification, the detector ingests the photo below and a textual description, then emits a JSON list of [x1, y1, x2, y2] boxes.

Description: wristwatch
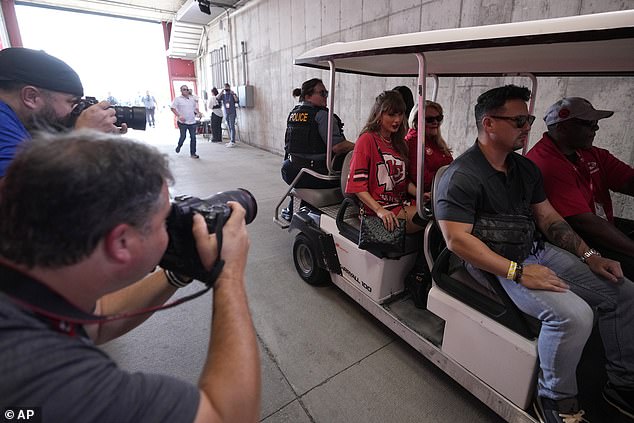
[[580, 248, 601, 263]]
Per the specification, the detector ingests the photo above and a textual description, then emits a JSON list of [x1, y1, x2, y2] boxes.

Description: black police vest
[[284, 104, 327, 157]]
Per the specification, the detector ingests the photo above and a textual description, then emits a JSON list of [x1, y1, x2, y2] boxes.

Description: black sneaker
[[190, 154, 199, 159], [175, 145, 181, 153], [280, 207, 292, 222], [603, 382, 634, 419], [533, 396, 589, 423]]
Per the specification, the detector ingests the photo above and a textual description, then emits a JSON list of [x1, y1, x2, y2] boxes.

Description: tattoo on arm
[[546, 220, 582, 255]]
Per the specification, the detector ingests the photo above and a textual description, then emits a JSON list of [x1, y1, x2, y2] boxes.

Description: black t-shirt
[[435, 142, 546, 224], [0, 269, 200, 423]]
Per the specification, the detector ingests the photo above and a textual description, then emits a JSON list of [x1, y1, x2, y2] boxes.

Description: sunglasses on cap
[[425, 115, 443, 124], [489, 114, 536, 128]]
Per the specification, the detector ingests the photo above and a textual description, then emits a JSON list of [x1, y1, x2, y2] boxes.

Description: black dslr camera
[[70, 96, 147, 130], [159, 189, 257, 285]]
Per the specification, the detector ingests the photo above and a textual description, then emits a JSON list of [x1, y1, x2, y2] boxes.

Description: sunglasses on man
[[488, 114, 536, 128]]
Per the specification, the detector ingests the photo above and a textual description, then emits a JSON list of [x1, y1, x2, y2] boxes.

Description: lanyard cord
[[0, 213, 226, 327]]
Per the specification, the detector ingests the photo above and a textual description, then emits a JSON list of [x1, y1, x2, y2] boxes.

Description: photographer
[[0, 130, 260, 423], [0, 47, 127, 178]]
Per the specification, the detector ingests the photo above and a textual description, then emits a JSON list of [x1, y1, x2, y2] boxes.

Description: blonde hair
[[409, 100, 452, 156]]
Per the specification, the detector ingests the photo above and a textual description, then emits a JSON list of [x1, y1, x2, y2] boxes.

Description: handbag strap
[[368, 133, 407, 231], [371, 133, 398, 189]]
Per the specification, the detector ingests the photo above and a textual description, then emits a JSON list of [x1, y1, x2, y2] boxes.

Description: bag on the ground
[[358, 215, 406, 253], [405, 254, 432, 309]]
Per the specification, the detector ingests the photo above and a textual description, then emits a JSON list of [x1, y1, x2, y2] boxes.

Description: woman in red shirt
[[345, 91, 423, 233], [404, 100, 453, 201]]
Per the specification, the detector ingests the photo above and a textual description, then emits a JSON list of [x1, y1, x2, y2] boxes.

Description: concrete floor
[[100, 123, 504, 423]]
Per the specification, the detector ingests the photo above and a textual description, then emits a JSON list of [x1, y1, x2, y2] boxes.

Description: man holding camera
[[0, 47, 127, 178], [0, 130, 260, 423]]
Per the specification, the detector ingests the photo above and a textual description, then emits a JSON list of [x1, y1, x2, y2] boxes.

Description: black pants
[[211, 113, 223, 142], [177, 122, 197, 155]]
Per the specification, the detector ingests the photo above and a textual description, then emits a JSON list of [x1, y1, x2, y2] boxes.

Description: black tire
[[293, 233, 330, 286]]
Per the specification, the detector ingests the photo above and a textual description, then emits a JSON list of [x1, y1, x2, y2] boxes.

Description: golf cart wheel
[[293, 233, 330, 286]]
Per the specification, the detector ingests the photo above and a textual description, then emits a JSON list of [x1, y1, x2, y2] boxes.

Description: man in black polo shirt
[[435, 85, 634, 422]]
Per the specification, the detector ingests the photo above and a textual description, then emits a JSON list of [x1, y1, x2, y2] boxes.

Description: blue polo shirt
[[0, 101, 30, 177]]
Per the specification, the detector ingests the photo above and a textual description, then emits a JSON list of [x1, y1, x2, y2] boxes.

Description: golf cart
[[274, 10, 634, 422]]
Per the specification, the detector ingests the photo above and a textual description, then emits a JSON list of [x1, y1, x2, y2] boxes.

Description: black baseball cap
[[0, 47, 83, 96]]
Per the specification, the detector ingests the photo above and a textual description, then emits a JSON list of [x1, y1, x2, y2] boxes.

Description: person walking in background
[[218, 83, 239, 148], [105, 92, 118, 106], [208, 87, 223, 143], [141, 90, 157, 128], [170, 85, 201, 159]]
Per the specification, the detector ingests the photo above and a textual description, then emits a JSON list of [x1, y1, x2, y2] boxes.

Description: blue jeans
[[226, 113, 236, 143], [467, 242, 634, 400], [177, 122, 197, 155]]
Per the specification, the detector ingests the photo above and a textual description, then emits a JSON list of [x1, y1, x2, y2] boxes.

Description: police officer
[[281, 78, 354, 190]]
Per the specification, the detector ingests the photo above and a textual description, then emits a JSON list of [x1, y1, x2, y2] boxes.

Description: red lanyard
[[569, 151, 595, 198]]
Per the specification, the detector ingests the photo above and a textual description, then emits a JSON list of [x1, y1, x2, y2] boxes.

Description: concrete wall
[[199, 0, 634, 218]]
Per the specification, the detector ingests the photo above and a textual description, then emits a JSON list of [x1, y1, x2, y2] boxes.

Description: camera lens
[[113, 106, 146, 130], [202, 188, 257, 224]]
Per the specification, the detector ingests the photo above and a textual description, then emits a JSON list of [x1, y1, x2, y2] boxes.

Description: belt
[[212, 105, 221, 109], [289, 155, 326, 169]]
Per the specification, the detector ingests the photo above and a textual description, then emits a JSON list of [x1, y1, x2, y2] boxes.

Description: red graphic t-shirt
[[527, 133, 634, 222], [345, 132, 412, 216]]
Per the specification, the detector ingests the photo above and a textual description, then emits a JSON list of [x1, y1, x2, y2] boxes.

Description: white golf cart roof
[[295, 10, 634, 77]]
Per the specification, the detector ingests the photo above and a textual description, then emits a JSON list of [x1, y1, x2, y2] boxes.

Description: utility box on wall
[[237, 85, 254, 108]]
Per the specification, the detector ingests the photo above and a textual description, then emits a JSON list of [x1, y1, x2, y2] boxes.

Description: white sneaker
[[225, 142, 236, 148]]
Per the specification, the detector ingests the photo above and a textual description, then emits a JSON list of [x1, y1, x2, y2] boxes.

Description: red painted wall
[[162, 20, 197, 103]]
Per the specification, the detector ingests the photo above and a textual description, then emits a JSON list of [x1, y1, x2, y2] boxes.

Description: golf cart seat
[[291, 186, 343, 209]]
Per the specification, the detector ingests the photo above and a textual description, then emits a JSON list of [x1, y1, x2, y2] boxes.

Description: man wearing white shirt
[[170, 85, 201, 159]]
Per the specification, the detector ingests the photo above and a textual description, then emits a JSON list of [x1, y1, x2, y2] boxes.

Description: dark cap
[[544, 97, 613, 126], [0, 47, 83, 96]]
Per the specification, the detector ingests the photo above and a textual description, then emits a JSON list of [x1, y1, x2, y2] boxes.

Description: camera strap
[[0, 263, 213, 336], [0, 213, 231, 335], [201, 211, 226, 286]]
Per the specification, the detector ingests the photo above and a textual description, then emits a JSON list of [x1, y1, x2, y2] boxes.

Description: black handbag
[[357, 133, 408, 253], [472, 213, 537, 263], [359, 215, 406, 253]]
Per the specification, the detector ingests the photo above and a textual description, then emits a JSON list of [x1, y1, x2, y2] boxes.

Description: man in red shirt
[[527, 97, 634, 279]]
